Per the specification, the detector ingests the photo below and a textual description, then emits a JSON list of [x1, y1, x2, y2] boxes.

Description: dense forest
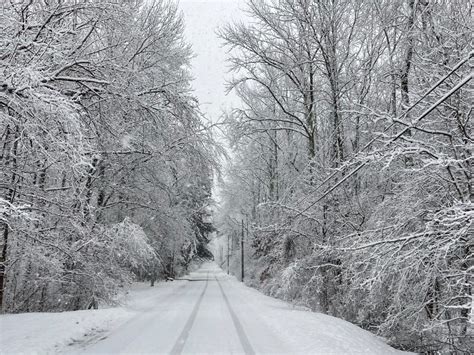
[[0, 0, 216, 313], [1, 0, 472, 354], [217, 0, 472, 353]]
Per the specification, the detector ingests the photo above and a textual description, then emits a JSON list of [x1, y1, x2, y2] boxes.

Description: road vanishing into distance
[[76, 263, 406, 355]]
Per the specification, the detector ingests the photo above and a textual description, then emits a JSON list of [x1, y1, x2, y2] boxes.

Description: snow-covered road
[[1, 262, 410, 354], [74, 262, 406, 354]]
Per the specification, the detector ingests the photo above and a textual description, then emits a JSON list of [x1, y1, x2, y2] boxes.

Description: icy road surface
[[1, 262, 410, 354], [77, 262, 406, 354]]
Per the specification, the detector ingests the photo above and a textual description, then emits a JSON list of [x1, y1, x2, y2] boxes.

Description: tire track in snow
[[215, 276, 256, 355], [76, 280, 196, 354], [170, 273, 209, 354]]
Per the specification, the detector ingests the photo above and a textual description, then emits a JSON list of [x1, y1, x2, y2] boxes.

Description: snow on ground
[[0, 307, 132, 354], [222, 271, 408, 354], [0, 264, 412, 354], [0, 281, 186, 355]]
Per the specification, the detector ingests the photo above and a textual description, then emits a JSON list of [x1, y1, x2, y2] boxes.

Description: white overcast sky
[[178, 0, 247, 123]]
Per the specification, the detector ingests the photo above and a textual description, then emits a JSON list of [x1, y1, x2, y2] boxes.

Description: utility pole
[[227, 234, 230, 275], [241, 219, 244, 282]]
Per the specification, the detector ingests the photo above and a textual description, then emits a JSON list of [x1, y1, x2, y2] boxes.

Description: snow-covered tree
[[219, 0, 472, 352], [0, 0, 217, 312]]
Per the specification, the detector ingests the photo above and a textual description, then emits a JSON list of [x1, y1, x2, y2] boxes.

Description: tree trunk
[[401, 0, 415, 167], [0, 123, 19, 311]]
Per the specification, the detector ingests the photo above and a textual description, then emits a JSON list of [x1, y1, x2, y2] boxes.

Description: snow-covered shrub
[[103, 218, 157, 272]]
